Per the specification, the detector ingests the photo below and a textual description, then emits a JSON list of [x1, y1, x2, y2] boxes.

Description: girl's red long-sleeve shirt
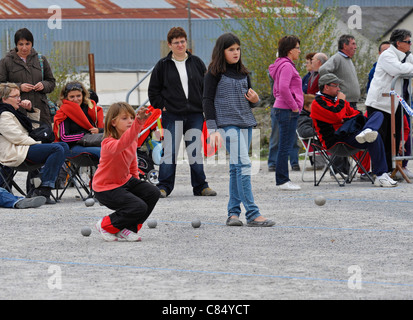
[[92, 117, 145, 192]]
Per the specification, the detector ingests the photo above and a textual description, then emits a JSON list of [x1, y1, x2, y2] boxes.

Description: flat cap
[[318, 73, 343, 86]]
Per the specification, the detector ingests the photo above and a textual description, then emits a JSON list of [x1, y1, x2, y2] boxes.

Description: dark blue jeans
[[274, 108, 299, 185], [268, 107, 299, 168], [26, 142, 69, 188], [158, 111, 208, 195], [339, 112, 387, 176]]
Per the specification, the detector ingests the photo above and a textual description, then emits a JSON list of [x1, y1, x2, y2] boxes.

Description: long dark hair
[[207, 33, 249, 76]]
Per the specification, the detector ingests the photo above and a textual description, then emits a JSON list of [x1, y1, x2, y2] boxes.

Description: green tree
[[219, 0, 339, 95]]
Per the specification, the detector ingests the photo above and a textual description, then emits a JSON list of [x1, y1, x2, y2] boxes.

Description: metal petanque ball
[[81, 226, 92, 237], [84, 198, 95, 207], [315, 195, 326, 206], [191, 219, 201, 228], [147, 219, 157, 228]]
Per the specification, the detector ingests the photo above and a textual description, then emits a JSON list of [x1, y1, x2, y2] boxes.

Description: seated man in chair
[[310, 73, 397, 187]]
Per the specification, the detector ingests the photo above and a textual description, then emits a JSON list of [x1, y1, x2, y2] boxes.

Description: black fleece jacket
[[148, 51, 206, 114]]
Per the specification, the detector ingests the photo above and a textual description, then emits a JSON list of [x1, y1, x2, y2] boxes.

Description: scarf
[[53, 99, 104, 141], [0, 103, 33, 133]]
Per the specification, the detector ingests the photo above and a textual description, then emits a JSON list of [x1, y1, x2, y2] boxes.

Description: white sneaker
[[277, 181, 301, 191], [374, 172, 398, 188], [116, 229, 142, 242], [95, 219, 118, 242], [355, 128, 378, 144]]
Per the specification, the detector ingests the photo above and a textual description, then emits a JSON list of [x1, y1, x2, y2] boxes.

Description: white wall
[[83, 71, 151, 107]]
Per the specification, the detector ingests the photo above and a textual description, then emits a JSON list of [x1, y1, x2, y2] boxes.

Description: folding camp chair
[[311, 141, 374, 187], [296, 130, 325, 182], [56, 153, 99, 201], [0, 161, 44, 196]]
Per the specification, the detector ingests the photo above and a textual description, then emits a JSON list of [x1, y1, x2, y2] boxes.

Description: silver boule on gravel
[[314, 195, 326, 206], [81, 226, 92, 236], [84, 198, 95, 207], [147, 219, 157, 228], [191, 219, 201, 228]]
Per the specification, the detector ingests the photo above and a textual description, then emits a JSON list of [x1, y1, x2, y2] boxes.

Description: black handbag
[[29, 119, 55, 144], [77, 133, 103, 147]]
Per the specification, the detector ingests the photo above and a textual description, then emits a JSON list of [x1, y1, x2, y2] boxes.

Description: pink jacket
[[269, 57, 303, 112]]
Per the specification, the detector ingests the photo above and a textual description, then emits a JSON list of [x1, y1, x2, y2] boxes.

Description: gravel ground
[[1, 159, 413, 301]]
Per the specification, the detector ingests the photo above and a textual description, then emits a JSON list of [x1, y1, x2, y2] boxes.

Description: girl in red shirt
[[93, 102, 160, 241]]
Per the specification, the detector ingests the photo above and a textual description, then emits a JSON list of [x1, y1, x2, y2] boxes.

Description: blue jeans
[[158, 111, 208, 195], [268, 107, 299, 168], [223, 126, 260, 222], [68, 145, 101, 160], [340, 112, 387, 176], [274, 109, 299, 185], [26, 142, 69, 188], [0, 187, 22, 208]]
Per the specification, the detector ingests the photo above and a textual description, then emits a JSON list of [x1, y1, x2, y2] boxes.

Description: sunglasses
[[401, 40, 412, 44], [64, 83, 83, 95]]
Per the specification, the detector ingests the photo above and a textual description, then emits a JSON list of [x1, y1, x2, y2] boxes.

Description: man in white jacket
[[365, 29, 413, 174]]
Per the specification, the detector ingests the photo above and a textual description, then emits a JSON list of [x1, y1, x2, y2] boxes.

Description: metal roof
[[17, 0, 85, 9], [0, 0, 240, 19]]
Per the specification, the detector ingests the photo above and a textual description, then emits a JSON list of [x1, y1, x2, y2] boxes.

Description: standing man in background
[[148, 27, 216, 199]]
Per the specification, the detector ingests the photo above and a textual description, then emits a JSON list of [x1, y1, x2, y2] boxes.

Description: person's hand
[[337, 91, 346, 100], [245, 88, 259, 104], [19, 99, 32, 111], [89, 127, 99, 134], [209, 131, 223, 149], [33, 82, 44, 91], [136, 106, 151, 121], [20, 83, 34, 92], [399, 140, 406, 155]]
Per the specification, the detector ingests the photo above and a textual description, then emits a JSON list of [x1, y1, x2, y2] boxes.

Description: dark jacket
[[0, 48, 55, 125], [148, 51, 206, 114]]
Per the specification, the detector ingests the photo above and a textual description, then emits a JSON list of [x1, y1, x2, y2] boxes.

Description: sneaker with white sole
[[95, 219, 118, 242], [277, 181, 301, 191], [355, 128, 378, 144], [374, 172, 398, 188], [116, 229, 142, 242]]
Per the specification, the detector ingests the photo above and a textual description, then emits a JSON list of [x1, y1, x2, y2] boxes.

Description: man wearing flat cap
[[310, 73, 397, 187]]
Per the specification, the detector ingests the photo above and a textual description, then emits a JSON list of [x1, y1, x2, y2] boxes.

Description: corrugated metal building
[[0, 18, 240, 71], [0, 0, 242, 71]]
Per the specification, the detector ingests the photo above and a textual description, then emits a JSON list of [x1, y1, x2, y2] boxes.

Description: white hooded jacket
[[365, 44, 413, 114]]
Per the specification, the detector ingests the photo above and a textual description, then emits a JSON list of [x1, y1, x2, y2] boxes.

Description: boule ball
[[84, 198, 95, 207], [191, 218, 201, 228], [147, 219, 157, 228], [81, 226, 92, 237], [315, 195, 326, 206]]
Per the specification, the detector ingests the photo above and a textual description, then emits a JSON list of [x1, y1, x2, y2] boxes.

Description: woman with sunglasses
[[0, 28, 56, 125], [366, 29, 413, 174], [53, 81, 104, 160], [0, 83, 68, 204]]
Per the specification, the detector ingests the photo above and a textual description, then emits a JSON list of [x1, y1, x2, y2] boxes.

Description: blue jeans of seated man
[[68, 145, 101, 160], [158, 111, 208, 195], [0, 187, 22, 208], [268, 107, 299, 168], [223, 126, 260, 222], [274, 108, 299, 185], [339, 111, 387, 176], [26, 142, 69, 188]]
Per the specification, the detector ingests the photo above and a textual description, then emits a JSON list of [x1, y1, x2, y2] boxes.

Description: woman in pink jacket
[[268, 35, 304, 191]]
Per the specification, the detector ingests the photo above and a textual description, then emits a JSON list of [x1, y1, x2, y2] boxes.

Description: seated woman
[[53, 81, 104, 159], [0, 83, 69, 204]]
